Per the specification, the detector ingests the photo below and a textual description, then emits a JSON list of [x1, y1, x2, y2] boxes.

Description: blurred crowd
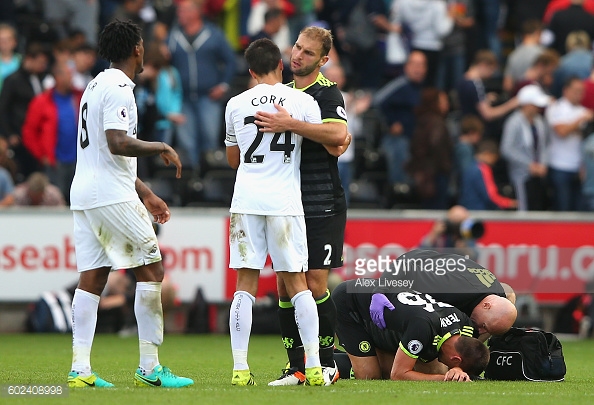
[[2, 0, 594, 212]]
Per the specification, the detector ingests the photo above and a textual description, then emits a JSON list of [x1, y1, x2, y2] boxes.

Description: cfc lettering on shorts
[[359, 341, 371, 353]]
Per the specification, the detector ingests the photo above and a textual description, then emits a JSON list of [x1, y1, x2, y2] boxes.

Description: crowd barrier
[[1, 208, 593, 304]]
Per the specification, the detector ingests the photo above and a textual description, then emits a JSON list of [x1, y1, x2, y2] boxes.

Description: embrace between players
[[225, 32, 517, 385]]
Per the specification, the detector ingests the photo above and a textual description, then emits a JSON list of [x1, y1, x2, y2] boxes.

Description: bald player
[[369, 249, 517, 337]]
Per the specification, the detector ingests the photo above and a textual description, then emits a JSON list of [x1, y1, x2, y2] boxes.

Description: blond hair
[[299, 26, 333, 57]]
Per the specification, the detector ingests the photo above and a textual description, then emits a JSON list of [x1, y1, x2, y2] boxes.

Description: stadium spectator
[[374, 51, 427, 187], [332, 278, 490, 381], [546, 76, 593, 211], [0, 23, 20, 94], [21, 61, 81, 204], [502, 19, 544, 94], [71, 44, 98, 92], [457, 50, 518, 125], [395, 0, 454, 87], [225, 38, 326, 387], [67, 20, 192, 389], [11, 171, 65, 207], [454, 115, 484, 185], [0, 165, 14, 206], [581, 131, 594, 210], [459, 139, 517, 211], [248, 8, 286, 44], [512, 49, 559, 95], [418, 205, 480, 260], [112, 0, 158, 44], [500, 84, 550, 211], [143, 42, 184, 147], [546, 0, 594, 56], [552, 31, 593, 98], [581, 64, 594, 111], [247, 1, 292, 54], [0, 42, 50, 180], [543, 0, 594, 23], [324, 63, 370, 207], [407, 88, 452, 209], [437, 0, 475, 93], [167, 0, 236, 171]]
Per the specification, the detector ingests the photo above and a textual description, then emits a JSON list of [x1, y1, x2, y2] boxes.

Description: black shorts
[[305, 211, 346, 269], [332, 281, 377, 357]]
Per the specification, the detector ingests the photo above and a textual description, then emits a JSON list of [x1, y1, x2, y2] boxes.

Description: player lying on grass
[[332, 279, 490, 381], [369, 249, 517, 339]]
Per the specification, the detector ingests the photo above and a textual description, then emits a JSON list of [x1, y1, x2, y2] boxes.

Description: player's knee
[[305, 271, 329, 297]]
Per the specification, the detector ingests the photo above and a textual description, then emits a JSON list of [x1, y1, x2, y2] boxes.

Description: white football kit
[[225, 82, 322, 271], [71, 68, 160, 272]]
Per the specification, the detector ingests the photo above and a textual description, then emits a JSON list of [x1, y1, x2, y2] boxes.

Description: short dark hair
[[98, 19, 142, 63], [564, 75, 583, 89], [460, 115, 484, 135], [476, 139, 499, 155], [264, 8, 284, 23], [455, 336, 490, 377], [244, 38, 281, 76], [522, 19, 543, 36]]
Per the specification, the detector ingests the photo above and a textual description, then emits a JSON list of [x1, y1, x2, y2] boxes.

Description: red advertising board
[[225, 218, 594, 303]]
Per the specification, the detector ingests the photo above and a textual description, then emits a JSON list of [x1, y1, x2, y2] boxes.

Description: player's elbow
[[332, 124, 348, 146], [227, 158, 239, 169], [390, 370, 408, 381]]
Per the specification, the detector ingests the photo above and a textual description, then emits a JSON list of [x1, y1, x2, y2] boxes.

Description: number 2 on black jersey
[[79, 102, 89, 149], [243, 115, 295, 163]]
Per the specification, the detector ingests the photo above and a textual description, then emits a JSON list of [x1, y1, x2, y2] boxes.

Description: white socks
[[229, 291, 255, 370], [135, 282, 163, 372], [71, 288, 100, 376], [291, 290, 321, 369]]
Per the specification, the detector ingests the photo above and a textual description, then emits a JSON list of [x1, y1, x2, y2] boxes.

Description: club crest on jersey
[[407, 340, 423, 355], [117, 106, 128, 122], [336, 106, 347, 120]]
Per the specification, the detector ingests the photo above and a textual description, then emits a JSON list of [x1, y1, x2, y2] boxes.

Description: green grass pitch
[[0, 333, 593, 405]]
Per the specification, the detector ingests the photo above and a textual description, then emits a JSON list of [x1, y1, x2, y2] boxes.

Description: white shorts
[[73, 200, 161, 272], [229, 213, 308, 272]]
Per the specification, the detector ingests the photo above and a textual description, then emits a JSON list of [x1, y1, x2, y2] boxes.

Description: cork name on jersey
[[251, 94, 286, 106]]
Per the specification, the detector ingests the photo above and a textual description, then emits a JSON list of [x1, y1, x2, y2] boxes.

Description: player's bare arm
[[135, 178, 171, 224], [105, 129, 182, 178], [226, 145, 240, 169], [390, 348, 452, 381], [254, 103, 346, 146], [324, 132, 352, 157]]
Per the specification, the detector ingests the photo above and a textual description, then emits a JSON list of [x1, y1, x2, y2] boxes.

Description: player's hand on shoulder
[[159, 142, 182, 178], [143, 193, 171, 224], [444, 367, 472, 382], [254, 103, 293, 133]]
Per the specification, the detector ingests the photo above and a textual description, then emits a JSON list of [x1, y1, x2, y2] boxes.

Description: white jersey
[[70, 69, 139, 210], [225, 82, 321, 215]]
